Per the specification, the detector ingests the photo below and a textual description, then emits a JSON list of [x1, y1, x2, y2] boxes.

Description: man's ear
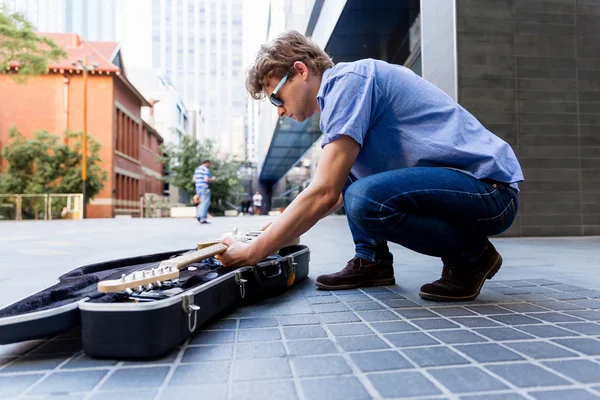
[[293, 61, 309, 80]]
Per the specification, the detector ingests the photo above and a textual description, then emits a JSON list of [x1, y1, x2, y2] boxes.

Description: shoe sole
[[315, 277, 396, 290], [418, 253, 503, 302]]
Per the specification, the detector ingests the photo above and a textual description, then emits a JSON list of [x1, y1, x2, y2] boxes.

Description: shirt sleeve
[[319, 72, 377, 148]]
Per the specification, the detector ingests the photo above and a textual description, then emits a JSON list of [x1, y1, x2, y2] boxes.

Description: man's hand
[[214, 236, 261, 267]]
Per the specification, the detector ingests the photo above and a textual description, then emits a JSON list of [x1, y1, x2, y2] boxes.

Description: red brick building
[[0, 33, 164, 218]]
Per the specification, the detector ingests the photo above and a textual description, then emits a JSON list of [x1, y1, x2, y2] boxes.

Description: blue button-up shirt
[[317, 59, 524, 190]]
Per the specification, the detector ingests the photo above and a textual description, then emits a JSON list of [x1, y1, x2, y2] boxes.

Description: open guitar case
[[0, 244, 309, 359]]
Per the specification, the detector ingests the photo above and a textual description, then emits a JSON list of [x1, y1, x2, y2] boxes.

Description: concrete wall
[[455, 0, 600, 236]]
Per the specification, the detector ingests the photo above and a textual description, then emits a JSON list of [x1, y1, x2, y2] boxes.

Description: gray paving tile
[[355, 310, 399, 322], [236, 342, 286, 359], [466, 305, 514, 315], [524, 279, 561, 286], [156, 384, 227, 400], [474, 327, 536, 341], [283, 325, 327, 340], [189, 330, 235, 344], [308, 295, 339, 304], [568, 299, 600, 309], [567, 311, 600, 321], [312, 302, 351, 313], [91, 389, 158, 400], [61, 353, 119, 369], [533, 301, 585, 311], [204, 319, 236, 330], [369, 292, 406, 300], [336, 294, 371, 302], [411, 318, 460, 330], [1, 354, 71, 372], [233, 380, 298, 400], [551, 284, 588, 292], [0, 374, 44, 398], [402, 346, 470, 367], [239, 317, 278, 328], [385, 332, 440, 348], [431, 307, 477, 317], [182, 344, 233, 362], [318, 312, 360, 324], [485, 364, 570, 388], [454, 343, 524, 363], [543, 359, 600, 384], [429, 329, 488, 344], [237, 328, 281, 342], [380, 299, 421, 308], [572, 290, 600, 299], [497, 280, 537, 288], [370, 321, 418, 334], [336, 335, 389, 352], [451, 317, 502, 328], [516, 324, 581, 338], [490, 314, 543, 325], [99, 367, 169, 390], [122, 351, 178, 366], [505, 341, 579, 359], [293, 355, 352, 377], [361, 287, 394, 293], [234, 358, 291, 381], [287, 339, 338, 356], [430, 366, 507, 393], [513, 294, 555, 302], [499, 303, 549, 313], [368, 370, 441, 398], [527, 312, 584, 323], [28, 370, 108, 395], [279, 315, 321, 326], [326, 323, 373, 337], [350, 350, 413, 372], [529, 389, 600, 400], [168, 362, 231, 385], [553, 338, 600, 356], [393, 308, 439, 319], [544, 291, 589, 301], [558, 323, 600, 335], [460, 394, 527, 400], [348, 301, 385, 311], [301, 376, 371, 400]]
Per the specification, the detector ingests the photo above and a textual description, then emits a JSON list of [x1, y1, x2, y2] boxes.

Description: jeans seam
[[378, 187, 500, 213], [476, 198, 514, 223]]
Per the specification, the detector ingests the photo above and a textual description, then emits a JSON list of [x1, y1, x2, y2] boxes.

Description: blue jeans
[[196, 188, 211, 222], [343, 167, 519, 267]]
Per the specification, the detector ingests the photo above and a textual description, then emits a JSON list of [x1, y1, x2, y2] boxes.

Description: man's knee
[[344, 179, 380, 221]]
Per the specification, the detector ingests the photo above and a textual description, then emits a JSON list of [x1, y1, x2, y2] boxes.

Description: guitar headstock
[[97, 265, 180, 294]]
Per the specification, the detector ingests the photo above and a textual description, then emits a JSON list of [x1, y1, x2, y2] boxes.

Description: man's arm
[[250, 135, 360, 260]]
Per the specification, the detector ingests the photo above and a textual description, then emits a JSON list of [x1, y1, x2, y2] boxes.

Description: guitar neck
[[159, 243, 228, 271]]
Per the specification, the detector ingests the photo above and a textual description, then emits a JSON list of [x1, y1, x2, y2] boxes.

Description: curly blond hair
[[245, 30, 334, 100]]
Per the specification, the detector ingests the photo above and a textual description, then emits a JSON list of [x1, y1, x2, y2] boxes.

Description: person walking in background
[[194, 159, 216, 224], [252, 191, 263, 215]]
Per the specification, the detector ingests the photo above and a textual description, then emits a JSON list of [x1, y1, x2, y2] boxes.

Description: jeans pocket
[[474, 198, 517, 236]]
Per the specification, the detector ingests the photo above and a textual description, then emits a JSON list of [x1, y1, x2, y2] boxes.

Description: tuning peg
[[137, 285, 143, 292], [124, 288, 133, 295], [232, 227, 238, 235], [145, 283, 154, 291], [155, 281, 162, 288]]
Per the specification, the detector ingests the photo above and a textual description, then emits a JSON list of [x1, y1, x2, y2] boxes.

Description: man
[[215, 31, 523, 302], [252, 191, 263, 215], [193, 159, 216, 224]]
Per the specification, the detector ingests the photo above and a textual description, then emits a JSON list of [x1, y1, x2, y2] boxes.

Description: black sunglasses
[[269, 71, 292, 107]]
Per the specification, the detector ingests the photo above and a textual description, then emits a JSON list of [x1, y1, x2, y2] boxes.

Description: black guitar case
[[0, 244, 309, 359]]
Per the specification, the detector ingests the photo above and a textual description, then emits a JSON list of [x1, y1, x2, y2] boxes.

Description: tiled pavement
[[1, 217, 599, 399]]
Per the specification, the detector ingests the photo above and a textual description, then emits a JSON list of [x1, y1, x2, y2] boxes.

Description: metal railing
[[0, 194, 84, 220]]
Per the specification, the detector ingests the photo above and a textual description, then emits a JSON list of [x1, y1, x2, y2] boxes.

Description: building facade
[[0, 33, 163, 218], [255, 0, 600, 236]]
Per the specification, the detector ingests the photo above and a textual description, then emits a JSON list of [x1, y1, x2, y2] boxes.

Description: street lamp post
[[72, 56, 98, 218]]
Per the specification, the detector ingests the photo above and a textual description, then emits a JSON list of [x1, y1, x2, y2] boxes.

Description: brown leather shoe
[[315, 257, 395, 290], [419, 242, 502, 302]]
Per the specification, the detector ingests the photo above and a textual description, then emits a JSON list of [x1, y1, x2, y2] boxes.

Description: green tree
[[0, 127, 108, 199], [0, 6, 66, 82], [160, 135, 243, 215]]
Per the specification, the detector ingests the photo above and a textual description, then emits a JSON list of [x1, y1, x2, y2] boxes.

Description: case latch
[[182, 294, 200, 332], [235, 270, 248, 299]]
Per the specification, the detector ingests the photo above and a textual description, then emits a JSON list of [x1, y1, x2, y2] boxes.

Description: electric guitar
[[97, 229, 298, 294]]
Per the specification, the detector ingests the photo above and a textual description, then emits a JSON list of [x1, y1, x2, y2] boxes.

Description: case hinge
[[182, 294, 200, 332]]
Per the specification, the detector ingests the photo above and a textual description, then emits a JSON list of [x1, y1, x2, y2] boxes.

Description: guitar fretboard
[[160, 243, 229, 271]]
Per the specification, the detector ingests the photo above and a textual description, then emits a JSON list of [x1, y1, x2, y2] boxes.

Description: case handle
[[182, 294, 200, 332]]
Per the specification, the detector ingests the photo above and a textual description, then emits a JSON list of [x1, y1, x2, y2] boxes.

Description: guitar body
[[0, 239, 310, 359]]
